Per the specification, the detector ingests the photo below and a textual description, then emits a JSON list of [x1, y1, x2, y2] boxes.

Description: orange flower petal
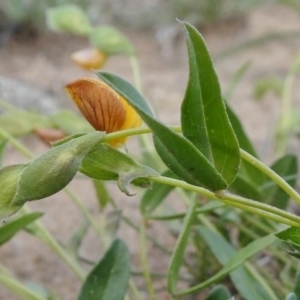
[[71, 48, 107, 70], [65, 78, 126, 133]]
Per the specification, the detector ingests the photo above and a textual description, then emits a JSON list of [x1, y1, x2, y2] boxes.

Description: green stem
[[0, 128, 85, 279], [178, 192, 278, 300], [140, 218, 157, 300], [22, 205, 86, 280], [109, 198, 172, 255], [0, 265, 47, 300], [64, 187, 108, 247], [242, 214, 275, 234], [146, 202, 224, 221], [105, 126, 300, 212], [240, 149, 300, 205], [149, 176, 300, 228], [0, 127, 33, 158], [0, 128, 113, 279], [0, 99, 22, 113], [129, 55, 142, 93], [129, 280, 143, 300]]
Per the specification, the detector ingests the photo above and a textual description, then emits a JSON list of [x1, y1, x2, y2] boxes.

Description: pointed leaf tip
[[181, 22, 240, 186]]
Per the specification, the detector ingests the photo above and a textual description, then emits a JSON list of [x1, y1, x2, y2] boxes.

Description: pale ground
[[0, 4, 300, 300]]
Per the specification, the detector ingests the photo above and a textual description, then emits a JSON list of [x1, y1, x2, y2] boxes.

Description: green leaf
[[77, 239, 130, 300], [225, 104, 257, 158], [276, 227, 300, 244], [46, 5, 91, 35], [0, 140, 7, 167], [276, 240, 300, 259], [205, 285, 232, 300], [51, 110, 93, 135], [140, 169, 175, 215], [90, 26, 135, 55], [0, 212, 43, 246], [294, 270, 300, 297], [197, 226, 277, 300], [0, 164, 27, 219], [286, 293, 298, 300], [226, 103, 266, 187], [96, 71, 153, 117], [262, 155, 297, 209], [167, 198, 197, 295], [12, 132, 104, 205], [93, 180, 111, 210], [180, 22, 240, 186], [80, 143, 158, 195], [97, 72, 227, 191]]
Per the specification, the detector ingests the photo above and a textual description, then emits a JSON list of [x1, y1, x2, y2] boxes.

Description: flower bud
[[71, 48, 107, 70]]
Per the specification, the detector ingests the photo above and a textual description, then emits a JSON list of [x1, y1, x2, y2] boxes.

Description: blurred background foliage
[[1, 0, 300, 36]]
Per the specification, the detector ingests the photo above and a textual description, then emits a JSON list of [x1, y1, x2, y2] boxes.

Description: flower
[[71, 48, 107, 70], [65, 78, 142, 146]]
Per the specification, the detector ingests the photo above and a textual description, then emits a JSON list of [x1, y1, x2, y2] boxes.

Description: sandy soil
[[0, 3, 300, 300]]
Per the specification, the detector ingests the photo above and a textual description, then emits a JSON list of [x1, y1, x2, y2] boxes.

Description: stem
[[0, 265, 47, 300], [129, 280, 143, 300], [0, 127, 33, 158], [178, 191, 278, 300], [0, 99, 22, 113], [140, 218, 157, 300], [240, 149, 300, 205], [109, 198, 172, 255], [105, 126, 300, 213], [0, 128, 114, 278], [129, 55, 142, 93], [0, 129, 86, 279], [22, 205, 86, 280], [64, 187, 108, 247], [149, 176, 300, 228], [146, 202, 225, 221]]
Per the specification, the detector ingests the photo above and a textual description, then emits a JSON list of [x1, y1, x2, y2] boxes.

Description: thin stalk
[[106, 127, 300, 212], [0, 99, 22, 113], [146, 202, 225, 221], [64, 187, 109, 247], [0, 128, 106, 278], [22, 205, 85, 280], [240, 149, 300, 205], [105, 126, 300, 210], [275, 52, 300, 156], [239, 224, 297, 272], [245, 262, 282, 300], [0, 127, 33, 158], [215, 30, 300, 61], [150, 176, 300, 228], [140, 218, 157, 300], [129, 280, 143, 300], [129, 55, 142, 93], [0, 127, 86, 280], [0, 265, 47, 300], [242, 214, 275, 234], [109, 198, 172, 255], [179, 192, 278, 300]]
